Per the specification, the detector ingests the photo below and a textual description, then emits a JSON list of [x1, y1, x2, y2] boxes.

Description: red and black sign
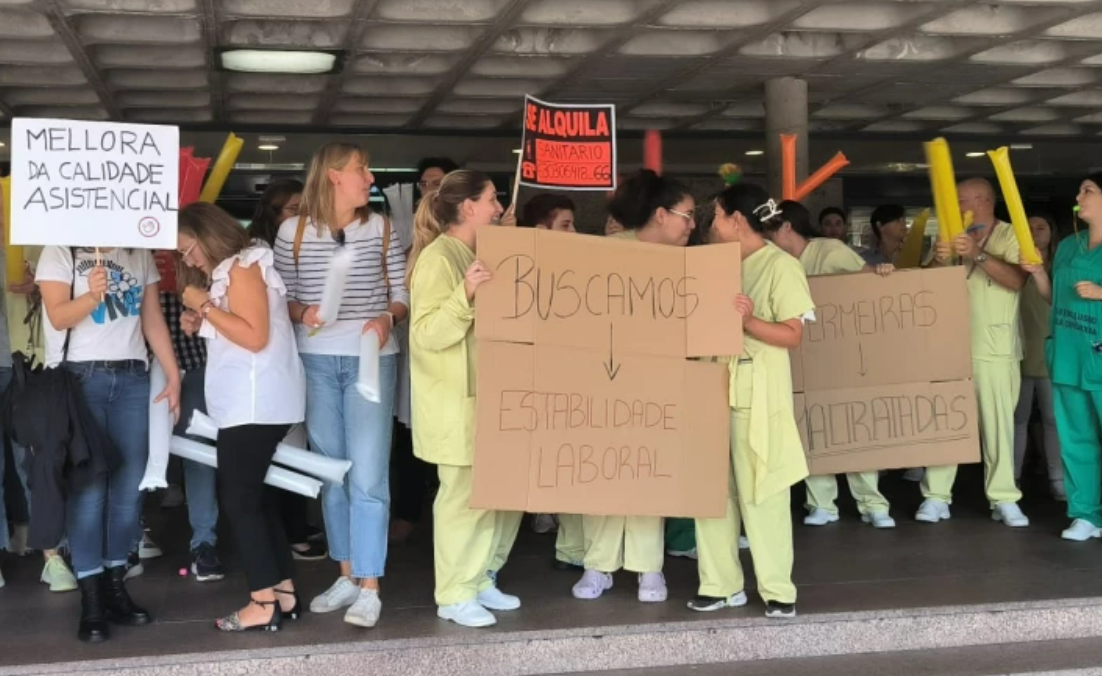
[[520, 95, 617, 192]]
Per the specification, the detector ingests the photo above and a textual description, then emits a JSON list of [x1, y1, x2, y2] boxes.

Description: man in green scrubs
[[921, 178, 1030, 527]]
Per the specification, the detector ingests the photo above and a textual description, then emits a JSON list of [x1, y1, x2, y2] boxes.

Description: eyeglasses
[[668, 209, 695, 223], [178, 241, 198, 259], [333, 229, 346, 246]]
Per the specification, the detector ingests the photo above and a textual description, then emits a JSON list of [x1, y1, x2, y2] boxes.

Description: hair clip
[[753, 199, 782, 222], [718, 163, 743, 186]]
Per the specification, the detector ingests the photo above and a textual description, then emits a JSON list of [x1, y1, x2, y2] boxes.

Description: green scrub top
[[799, 237, 866, 276], [1048, 232, 1102, 390], [968, 222, 1023, 362], [730, 242, 815, 503]]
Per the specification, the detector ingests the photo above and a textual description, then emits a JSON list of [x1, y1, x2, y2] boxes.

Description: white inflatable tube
[[139, 359, 173, 491], [186, 411, 351, 485], [169, 436, 322, 499], [316, 246, 354, 326], [356, 328, 381, 403]]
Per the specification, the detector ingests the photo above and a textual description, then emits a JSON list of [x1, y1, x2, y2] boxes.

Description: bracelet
[[297, 305, 309, 324], [199, 300, 214, 318], [383, 310, 396, 327]]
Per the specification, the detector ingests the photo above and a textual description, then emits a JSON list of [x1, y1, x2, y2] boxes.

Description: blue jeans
[[65, 361, 149, 579], [302, 353, 396, 579], [0, 367, 31, 551], [175, 367, 218, 550]]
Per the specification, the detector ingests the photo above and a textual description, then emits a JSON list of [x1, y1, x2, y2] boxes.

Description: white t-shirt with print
[[35, 246, 160, 367]]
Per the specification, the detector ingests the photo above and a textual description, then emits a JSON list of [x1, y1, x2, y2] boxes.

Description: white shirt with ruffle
[[201, 246, 306, 428]]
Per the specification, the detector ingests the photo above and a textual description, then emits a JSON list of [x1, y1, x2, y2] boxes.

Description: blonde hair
[[406, 169, 493, 287], [300, 142, 372, 234], [177, 202, 252, 290]]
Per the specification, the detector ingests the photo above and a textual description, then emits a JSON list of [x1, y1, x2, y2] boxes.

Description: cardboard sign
[[520, 95, 616, 191], [10, 118, 179, 249], [472, 228, 740, 517], [791, 267, 980, 474]]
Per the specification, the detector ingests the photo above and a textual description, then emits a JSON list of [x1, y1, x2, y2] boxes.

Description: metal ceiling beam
[[312, 0, 381, 126], [406, 0, 533, 129], [36, 0, 122, 120], [668, 0, 976, 131], [198, 0, 224, 125]]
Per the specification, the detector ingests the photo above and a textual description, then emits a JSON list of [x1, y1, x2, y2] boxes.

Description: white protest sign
[[11, 118, 179, 249]]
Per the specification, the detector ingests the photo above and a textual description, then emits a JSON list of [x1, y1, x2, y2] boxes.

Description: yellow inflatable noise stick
[[198, 132, 244, 204], [0, 176, 23, 287], [987, 146, 1042, 266], [924, 138, 964, 244], [896, 208, 929, 270]]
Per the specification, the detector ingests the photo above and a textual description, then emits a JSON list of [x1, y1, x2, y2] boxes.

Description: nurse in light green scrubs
[[1024, 173, 1102, 542], [923, 178, 1029, 527], [765, 200, 896, 529], [688, 184, 814, 619]]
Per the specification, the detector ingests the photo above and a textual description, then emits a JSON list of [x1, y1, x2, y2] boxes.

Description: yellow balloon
[[896, 208, 929, 270], [987, 146, 1042, 265], [0, 176, 23, 287], [198, 132, 244, 204], [924, 138, 964, 244]]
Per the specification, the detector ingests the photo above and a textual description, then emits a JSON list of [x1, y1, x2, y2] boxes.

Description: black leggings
[[217, 423, 295, 592]]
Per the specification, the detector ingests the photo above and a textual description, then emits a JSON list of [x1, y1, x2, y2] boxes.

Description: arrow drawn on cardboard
[[604, 322, 621, 381]]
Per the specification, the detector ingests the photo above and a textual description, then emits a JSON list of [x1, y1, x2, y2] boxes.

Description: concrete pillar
[[765, 77, 808, 200]]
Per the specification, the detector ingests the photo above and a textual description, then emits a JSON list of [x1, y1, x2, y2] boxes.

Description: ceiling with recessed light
[[2, 0, 1102, 139]]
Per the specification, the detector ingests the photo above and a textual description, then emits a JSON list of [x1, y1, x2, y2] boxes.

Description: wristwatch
[[382, 310, 396, 327], [974, 253, 989, 265]]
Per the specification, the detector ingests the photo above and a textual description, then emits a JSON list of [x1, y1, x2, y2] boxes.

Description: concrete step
[[15, 596, 1102, 676], [580, 639, 1102, 676]]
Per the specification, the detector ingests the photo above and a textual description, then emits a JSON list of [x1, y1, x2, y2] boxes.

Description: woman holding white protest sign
[[36, 244, 181, 643], [273, 142, 408, 629], [570, 169, 696, 605], [763, 200, 896, 530], [175, 202, 305, 633], [408, 169, 522, 629], [688, 183, 814, 619]]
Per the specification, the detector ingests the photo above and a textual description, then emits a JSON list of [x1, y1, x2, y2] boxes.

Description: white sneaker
[[638, 572, 667, 603], [477, 584, 521, 611], [1062, 519, 1102, 541], [862, 512, 896, 529], [532, 514, 558, 534], [6, 524, 29, 556], [903, 468, 925, 482], [40, 555, 77, 592], [438, 600, 496, 628], [667, 547, 697, 560], [992, 503, 1030, 528], [344, 588, 382, 628], [310, 577, 361, 613], [915, 499, 950, 523], [738, 536, 750, 550], [138, 532, 163, 560], [572, 570, 613, 600], [803, 508, 839, 526]]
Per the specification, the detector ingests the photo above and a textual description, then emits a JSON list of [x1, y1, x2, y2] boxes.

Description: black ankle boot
[[78, 574, 110, 643], [102, 566, 151, 626]]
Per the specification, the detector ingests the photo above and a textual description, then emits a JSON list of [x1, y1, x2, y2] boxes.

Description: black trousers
[[217, 423, 295, 592], [389, 419, 429, 523], [279, 490, 310, 544]]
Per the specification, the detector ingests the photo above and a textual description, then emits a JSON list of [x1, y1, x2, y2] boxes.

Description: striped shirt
[[273, 213, 409, 357]]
